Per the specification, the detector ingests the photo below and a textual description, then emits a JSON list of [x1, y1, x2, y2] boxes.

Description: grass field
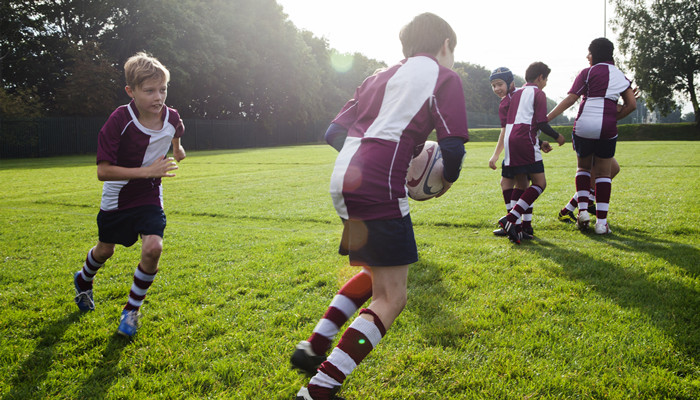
[[1, 141, 699, 399]]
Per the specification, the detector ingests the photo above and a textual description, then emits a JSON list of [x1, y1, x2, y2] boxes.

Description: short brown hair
[[525, 62, 551, 83], [399, 13, 457, 59], [124, 52, 170, 89]]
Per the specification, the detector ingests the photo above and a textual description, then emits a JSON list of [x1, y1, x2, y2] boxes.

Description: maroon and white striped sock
[[308, 308, 386, 399], [123, 264, 157, 312], [522, 207, 533, 230], [595, 177, 612, 226], [502, 188, 514, 212], [507, 185, 543, 224], [308, 271, 372, 355], [563, 192, 578, 214], [76, 247, 103, 291], [575, 171, 592, 213]]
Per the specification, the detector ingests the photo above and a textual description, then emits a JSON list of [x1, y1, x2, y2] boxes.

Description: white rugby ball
[[406, 141, 444, 201]]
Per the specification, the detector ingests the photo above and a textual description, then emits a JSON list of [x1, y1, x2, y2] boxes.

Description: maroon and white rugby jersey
[[96, 100, 184, 211], [330, 54, 469, 221], [500, 83, 549, 167], [569, 62, 632, 140]]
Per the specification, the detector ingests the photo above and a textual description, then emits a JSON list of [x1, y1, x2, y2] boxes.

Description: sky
[[276, 0, 620, 113]]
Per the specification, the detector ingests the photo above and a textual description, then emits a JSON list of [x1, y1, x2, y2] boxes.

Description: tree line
[[4, 0, 694, 136], [0, 0, 577, 133]]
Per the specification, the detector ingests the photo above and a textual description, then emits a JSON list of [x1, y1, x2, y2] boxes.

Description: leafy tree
[[0, 86, 44, 117], [54, 42, 121, 116], [612, 0, 700, 124]]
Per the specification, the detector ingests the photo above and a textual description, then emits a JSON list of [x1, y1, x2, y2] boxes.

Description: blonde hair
[[124, 52, 170, 89]]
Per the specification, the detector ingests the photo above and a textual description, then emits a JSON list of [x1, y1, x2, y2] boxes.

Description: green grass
[[1, 142, 699, 399]]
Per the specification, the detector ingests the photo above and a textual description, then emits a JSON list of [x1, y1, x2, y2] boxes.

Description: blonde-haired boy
[[73, 52, 186, 337]]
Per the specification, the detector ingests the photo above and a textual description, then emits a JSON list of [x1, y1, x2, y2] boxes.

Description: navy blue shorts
[[501, 160, 544, 177], [338, 215, 418, 267], [97, 205, 166, 247], [573, 134, 617, 158], [500, 161, 533, 179]]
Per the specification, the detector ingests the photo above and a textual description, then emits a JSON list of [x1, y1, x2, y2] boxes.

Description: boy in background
[[488, 67, 541, 238], [498, 62, 565, 244], [292, 12, 469, 400], [73, 52, 186, 337]]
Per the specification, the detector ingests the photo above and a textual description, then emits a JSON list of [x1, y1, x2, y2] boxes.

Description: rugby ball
[[406, 141, 444, 201]]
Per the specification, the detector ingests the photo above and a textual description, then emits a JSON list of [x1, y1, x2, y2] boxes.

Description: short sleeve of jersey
[[332, 86, 361, 130], [432, 72, 469, 142], [96, 107, 127, 165], [175, 119, 184, 138], [499, 96, 510, 127], [533, 90, 549, 125], [167, 108, 185, 138], [569, 68, 590, 96]]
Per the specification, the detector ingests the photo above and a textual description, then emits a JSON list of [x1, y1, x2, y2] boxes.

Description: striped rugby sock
[[595, 177, 612, 226], [123, 264, 157, 312], [76, 247, 103, 291], [308, 308, 386, 399], [308, 270, 372, 356], [575, 171, 592, 213]]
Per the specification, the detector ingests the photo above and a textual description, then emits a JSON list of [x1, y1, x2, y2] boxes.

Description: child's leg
[[123, 234, 162, 312], [509, 187, 525, 225], [307, 269, 372, 355], [307, 265, 408, 399], [507, 186, 545, 225], [500, 177, 515, 213], [592, 157, 613, 227], [575, 170, 592, 214], [561, 192, 578, 214], [75, 241, 114, 291]]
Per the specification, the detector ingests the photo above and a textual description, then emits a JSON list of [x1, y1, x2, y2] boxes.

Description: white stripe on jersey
[[514, 86, 536, 125], [503, 124, 513, 166], [126, 106, 177, 168], [576, 97, 605, 139], [364, 56, 439, 142], [330, 136, 362, 220]]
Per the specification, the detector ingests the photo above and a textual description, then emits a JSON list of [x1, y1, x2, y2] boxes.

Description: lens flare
[[331, 52, 354, 73]]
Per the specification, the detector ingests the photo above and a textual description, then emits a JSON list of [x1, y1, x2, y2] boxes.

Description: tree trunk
[[687, 71, 699, 126]]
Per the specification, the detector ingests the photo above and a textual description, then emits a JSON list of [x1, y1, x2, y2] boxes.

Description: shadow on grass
[[407, 260, 464, 348], [77, 334, 130, 400], [523, 231, 700, 361], [2, 311, 86, 400], [601, 226, 700, 278]]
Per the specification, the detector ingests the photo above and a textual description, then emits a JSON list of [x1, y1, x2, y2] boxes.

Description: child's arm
[[547, 93, 579, 122], [537, 122, 566, 146], [540, 141, 552, 153], [325, 123, 348, 152], [488, 127, 506, 170], [435, 136, 466, 198], [97, 158, 178, 181], [616, 87, 637, 120], [171, 137, 186, 162]]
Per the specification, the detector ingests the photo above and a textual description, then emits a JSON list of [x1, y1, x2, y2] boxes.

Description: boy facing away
[[497, 62, 565, 244], [291, 12, 469, 400], [547, 37, 636, 234], [73, 52, 186, 337]]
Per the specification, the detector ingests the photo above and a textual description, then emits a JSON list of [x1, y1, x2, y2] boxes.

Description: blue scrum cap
[[489, 67, 513, 87]]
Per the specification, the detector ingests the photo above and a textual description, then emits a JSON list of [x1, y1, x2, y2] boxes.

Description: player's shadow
[[406, 260, 466, 348], [2, 311, 86, 400], [76, 334, 130, 399], [523, 235, 700, 360], [593, 226, 700, 278]]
